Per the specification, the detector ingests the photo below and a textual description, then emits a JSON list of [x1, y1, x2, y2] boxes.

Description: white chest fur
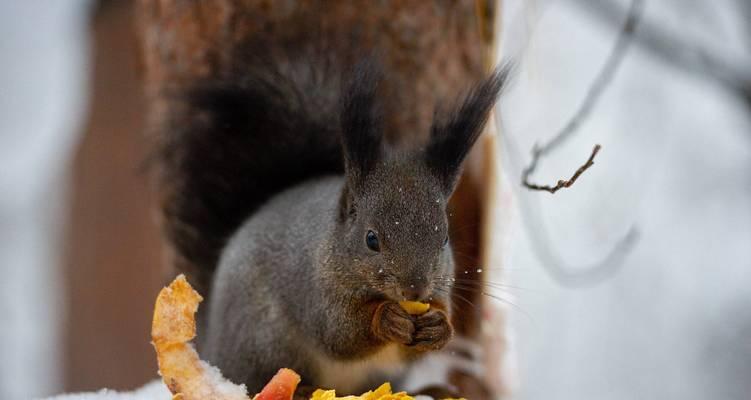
[[312, 344, 407, 394]]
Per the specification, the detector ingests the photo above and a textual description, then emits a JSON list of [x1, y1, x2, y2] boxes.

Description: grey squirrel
[[153, 29, 507, 396]]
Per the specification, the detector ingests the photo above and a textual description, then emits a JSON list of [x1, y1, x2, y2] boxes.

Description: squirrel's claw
[[410, 309, 453, 352], [373, 302, 453, 351], [372, 302, 415, 345]]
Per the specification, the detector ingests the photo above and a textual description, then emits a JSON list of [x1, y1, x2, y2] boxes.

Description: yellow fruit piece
[[398, 300, 430, 315], [310, 382, 414, 400], [310, 389, 337, 400]]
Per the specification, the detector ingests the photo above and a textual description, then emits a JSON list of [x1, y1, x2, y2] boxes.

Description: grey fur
[[198, 57, 506, 394], [204, 154, 456, 394]]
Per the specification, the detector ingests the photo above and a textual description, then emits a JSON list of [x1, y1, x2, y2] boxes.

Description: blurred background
[[0, 0, 748, 399]]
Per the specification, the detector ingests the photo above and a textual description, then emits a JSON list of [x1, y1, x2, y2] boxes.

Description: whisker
[[440, 282, 533, 321], [435, 288, 476, 310], [448, 290, 479, 310], [452, 266, 537, 273], [448, 282, 518, 297], [434, 284, 535, 324], [433, 287, 476, 312], [461, 288, 531, 320], [449, 279, 535, 293]]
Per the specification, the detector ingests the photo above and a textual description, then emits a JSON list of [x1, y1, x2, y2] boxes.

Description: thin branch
[[571, 0, 751, 108], [498, 0, 645, 287], [523, 144, 601, 193], [521, 0, 643, 193], [500, 123, 640, 288]]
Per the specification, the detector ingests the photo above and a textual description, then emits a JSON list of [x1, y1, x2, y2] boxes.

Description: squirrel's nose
[[401, 284, 429, 301]]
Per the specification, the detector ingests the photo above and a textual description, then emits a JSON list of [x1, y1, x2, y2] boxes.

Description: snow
[[43, 380, 170, 400], [199, 360, 249, 400]]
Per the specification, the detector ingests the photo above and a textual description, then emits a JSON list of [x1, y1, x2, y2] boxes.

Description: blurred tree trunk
[[62, 1, 166, 392]]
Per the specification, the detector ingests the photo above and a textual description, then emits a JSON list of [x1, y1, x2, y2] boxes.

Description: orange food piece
[[255, 368, 301, 400], [151, 275, 456, 400], [152, 274, 249, 400], [398, 300, 430, 315]]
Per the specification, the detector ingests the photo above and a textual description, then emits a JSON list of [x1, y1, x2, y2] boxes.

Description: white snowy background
[[0, 0, 749, 399], [498, 1, 751, 399]]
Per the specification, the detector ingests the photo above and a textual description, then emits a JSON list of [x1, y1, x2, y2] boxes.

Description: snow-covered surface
[[44, 380, 170, 400], [499, 0, 751, 399], [197, 359, 250, 400]]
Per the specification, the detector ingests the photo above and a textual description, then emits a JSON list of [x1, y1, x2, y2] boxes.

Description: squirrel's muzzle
[[400, 283, 429, 302]]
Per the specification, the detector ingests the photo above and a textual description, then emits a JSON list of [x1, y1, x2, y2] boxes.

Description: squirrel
[[152, 25, 507, 397]]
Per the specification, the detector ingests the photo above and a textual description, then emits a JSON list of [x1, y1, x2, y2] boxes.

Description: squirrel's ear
[[426, 66, 509, 194], [340, 59, 383, 189]]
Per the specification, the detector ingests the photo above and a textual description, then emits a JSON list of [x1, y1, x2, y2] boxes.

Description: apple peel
[[151, 274, 250, 400]]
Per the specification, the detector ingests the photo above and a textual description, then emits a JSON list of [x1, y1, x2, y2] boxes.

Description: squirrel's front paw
[[410, 308, 453, 352], [372, 302, 415, 345]]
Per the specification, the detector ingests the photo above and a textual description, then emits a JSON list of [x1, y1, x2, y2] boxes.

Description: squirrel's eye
[[443, 235, 449, 247], [366, 230, 380, 252]]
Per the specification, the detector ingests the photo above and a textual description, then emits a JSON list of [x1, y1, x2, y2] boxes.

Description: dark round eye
[[366, 230, 381, 252], [443, 235, 449, 247]]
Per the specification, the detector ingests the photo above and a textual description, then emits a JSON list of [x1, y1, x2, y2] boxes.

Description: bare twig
[[499, 0, 645, 287], [523, 144, 601, 193], [499, 126, 640, 288], [521, 0, 643, 193]]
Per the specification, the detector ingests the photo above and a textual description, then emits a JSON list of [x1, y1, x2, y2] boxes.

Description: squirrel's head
[[332, 61, 508, 303]]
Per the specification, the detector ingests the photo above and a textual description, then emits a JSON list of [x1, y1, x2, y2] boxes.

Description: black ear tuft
[[340, 59, 383, 187], [426, 65, 510, 193]]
